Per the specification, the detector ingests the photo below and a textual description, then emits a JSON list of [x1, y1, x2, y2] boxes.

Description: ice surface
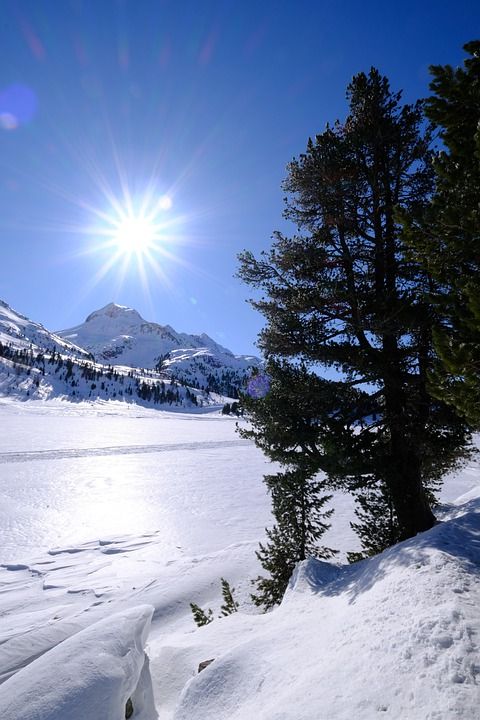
[[0, 401, 268, 561]]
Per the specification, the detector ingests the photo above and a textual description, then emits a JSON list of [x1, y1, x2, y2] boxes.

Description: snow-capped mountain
[[0, 299, 261, 407], [58, 302, 262, 396], [0, 300, 217, 408]]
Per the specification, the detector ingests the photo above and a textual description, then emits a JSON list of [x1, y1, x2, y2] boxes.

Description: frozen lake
[[0, 401, 272, 563], [1, 398, 477, 564]]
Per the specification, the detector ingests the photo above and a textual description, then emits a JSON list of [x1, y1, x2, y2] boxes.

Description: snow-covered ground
[[0, 398, 479, 719], [0, 399, 267, 561]]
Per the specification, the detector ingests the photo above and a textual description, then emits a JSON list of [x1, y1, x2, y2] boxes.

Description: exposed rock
[[198, 659, 215, 673]]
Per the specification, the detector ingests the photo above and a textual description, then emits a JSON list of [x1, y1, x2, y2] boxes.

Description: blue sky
[[0, 0, 478, 355]]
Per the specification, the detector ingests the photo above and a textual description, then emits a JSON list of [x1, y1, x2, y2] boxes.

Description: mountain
[[58, 302, 262, 396], [0, 299, 261, 408]]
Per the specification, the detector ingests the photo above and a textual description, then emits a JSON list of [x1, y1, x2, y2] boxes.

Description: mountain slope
[[0, 300, 216, 409], [0, 300, 90, 360]]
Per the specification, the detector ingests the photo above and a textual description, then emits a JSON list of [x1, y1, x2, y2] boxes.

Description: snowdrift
[[0, 605, 156, 720], [174, 500, 480, 720]]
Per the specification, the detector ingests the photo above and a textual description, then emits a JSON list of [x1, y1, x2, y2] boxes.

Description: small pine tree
[[251, 466, 336, 610], [219, 578, 239, 616], [189, 602, 213, 627], [252, 524, 301, 609], [190, 579, 238, 627]]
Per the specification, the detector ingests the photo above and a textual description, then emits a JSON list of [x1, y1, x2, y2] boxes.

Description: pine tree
[[252, 465, 336, 610], [239, 69, 470, 546], [347, 482, 401, 562], [403, 41, 480, 427], [190, 602, 213, 627], [190, 578, 238, 626], [240, 361, 338, 608], [219, 578, 239, 616]]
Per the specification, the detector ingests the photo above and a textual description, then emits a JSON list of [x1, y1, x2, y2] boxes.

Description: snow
[[0, 398, 478, 719], [0, 400, 270, 561], [0, 605, 156, 720], [175, 502, 480, 719], [57, 302, 262, 383], [0, 297, 261, 404], [0, 300, 88, 359]]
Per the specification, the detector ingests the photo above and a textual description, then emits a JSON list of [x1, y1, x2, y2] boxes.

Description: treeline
[[238, 41, 480, 608], [170, 363, 248, 398]]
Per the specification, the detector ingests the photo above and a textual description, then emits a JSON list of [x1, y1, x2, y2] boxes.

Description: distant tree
[[403, 41, 480, 427], [65, 358, 73, 380], [239, 68, 470, 558], [155, 353, 170, 373]]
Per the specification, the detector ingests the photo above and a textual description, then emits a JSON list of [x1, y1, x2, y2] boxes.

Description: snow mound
[[175, 501, 480, 720], [0, 605, 156, 720]]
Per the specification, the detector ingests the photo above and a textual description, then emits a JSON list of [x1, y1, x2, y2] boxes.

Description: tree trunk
[[386, 442, 436, 539], [383, 371, 436, 539]]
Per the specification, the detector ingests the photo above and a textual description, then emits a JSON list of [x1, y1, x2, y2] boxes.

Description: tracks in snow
[[0, 439, 251, 464]]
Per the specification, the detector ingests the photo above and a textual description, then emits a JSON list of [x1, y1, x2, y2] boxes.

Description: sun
[[78, 185, 188, 300], [113, 215, 157, 255]]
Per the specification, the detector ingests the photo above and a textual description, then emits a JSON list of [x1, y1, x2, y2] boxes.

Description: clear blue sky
[[0, 0, 478, 355]]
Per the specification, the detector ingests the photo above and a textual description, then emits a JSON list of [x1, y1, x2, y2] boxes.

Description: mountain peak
[[85, 303, 143, 324]]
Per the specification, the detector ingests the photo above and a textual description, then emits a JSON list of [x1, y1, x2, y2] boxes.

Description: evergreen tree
[[190, 578, 238, 627], [403, 41, 480, 427], [239, 69, 470, 546], [240, 361, 338, 608], [219, 578, 239, 616], [252, 464, 336, 610], [190, 602, 213, 627], [347, 482, 401, 563]]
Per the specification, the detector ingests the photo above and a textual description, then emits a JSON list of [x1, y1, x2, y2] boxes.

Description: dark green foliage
[[219, 578, 239, 616], [347, 482, 401, 562], [239, 361, 338, 608], [251, 463, 336, 610], [253, 524, 300, 609], [239, 68, 471, 556], [189, 602, 213, 627], [190, 578, 238, 627], [403, 41, 480, 427]]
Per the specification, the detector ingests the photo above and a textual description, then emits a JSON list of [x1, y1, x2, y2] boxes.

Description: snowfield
[[0, 398, 479, 719]]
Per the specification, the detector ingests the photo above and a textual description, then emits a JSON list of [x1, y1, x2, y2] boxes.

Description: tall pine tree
[[404, 41, 480, 427], [239, 69, 470, 548]]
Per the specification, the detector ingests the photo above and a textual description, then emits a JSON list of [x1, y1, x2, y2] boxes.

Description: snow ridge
[[0, 605, 156, 720], [175, 501, 480, 720]]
